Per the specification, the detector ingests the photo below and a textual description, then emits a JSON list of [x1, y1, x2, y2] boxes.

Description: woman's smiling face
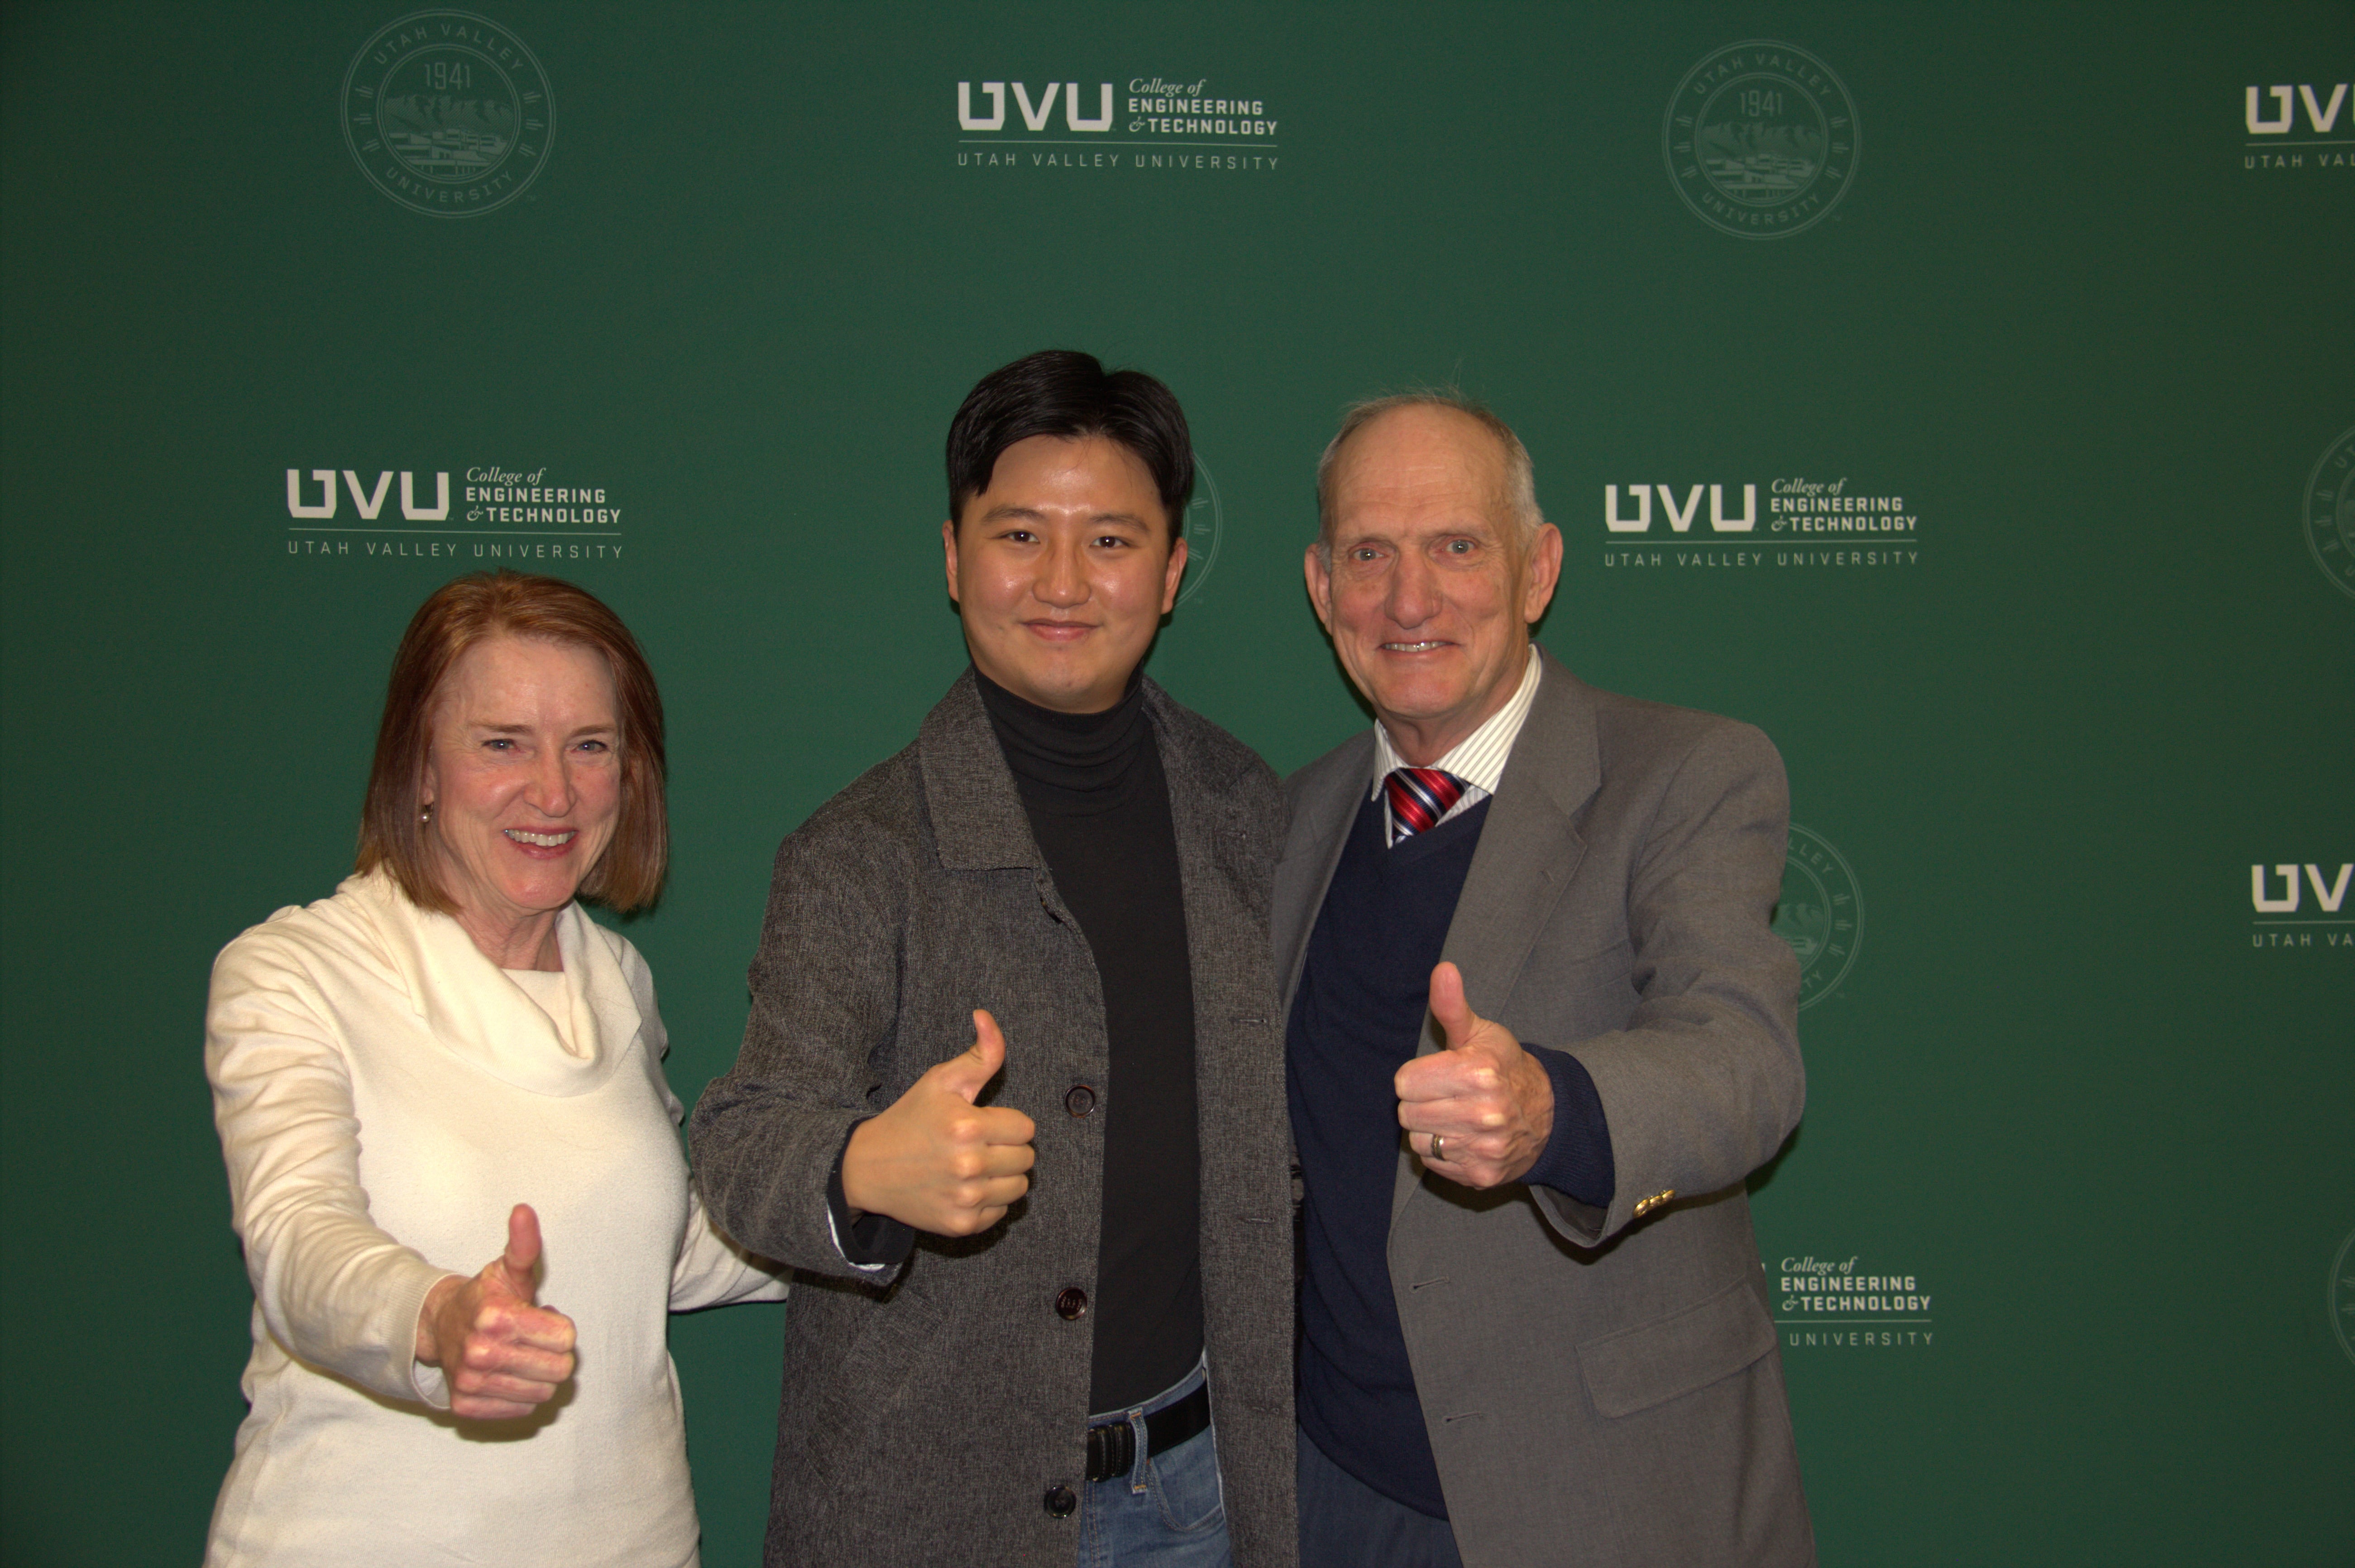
[[418, 634, 622, 951]]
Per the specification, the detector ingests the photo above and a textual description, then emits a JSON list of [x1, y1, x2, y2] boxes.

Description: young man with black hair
[[692, 350, 1296, 1568]]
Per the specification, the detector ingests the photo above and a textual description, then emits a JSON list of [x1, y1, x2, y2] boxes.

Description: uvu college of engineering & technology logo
[[1598, 477, 1921, 573], [1665, 41, 1858, 238], [342, 11, 552, 216], [2242, 77, 2352, 171], [282, 466, 624, 564], [955, 76, 1280, 175], [1775, 1254, 1932, 1350], [2247, 859, 2352, 951]]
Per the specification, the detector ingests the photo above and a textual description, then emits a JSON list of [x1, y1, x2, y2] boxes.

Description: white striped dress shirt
[[1369, 644, 1543, 838]]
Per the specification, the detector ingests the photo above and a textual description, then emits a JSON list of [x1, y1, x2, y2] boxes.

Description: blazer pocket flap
[[1576, 1274, 1775, 1419]]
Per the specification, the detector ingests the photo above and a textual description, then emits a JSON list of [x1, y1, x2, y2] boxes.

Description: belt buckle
[[1085, 1415, 1137, 1484]]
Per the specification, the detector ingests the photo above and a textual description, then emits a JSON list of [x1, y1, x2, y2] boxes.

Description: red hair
[[355, 571, 666, 913]]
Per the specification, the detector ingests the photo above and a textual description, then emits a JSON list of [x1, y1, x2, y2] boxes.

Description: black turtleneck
[[975, 665, 1204, 1415]]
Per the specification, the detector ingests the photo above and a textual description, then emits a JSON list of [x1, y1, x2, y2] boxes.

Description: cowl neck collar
[[344, 871, 638, 1097]]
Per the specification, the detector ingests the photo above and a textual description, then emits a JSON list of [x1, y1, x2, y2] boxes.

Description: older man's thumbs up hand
[[1394, 962, 1554, 1190]]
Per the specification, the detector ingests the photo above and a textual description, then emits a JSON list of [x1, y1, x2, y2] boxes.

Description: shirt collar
[[1369, 643, 1543, 797]]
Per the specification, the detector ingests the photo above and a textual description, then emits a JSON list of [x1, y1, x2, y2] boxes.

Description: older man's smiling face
[[1306, 404, 1562, 765]]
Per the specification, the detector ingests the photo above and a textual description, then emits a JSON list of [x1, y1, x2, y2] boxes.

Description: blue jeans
[[1077, 1360, 1233, 1568]]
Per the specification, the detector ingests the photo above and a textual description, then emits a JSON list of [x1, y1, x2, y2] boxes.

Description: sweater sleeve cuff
[[827, 1118, 916, 1270], [402, 1268, 466, 1409], [1523, 1046, 1615, 1209]]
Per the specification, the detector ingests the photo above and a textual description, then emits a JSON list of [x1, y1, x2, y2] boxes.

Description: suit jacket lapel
[[1273, 731, 1376, 1005], [1391, 646, 1603, 1226]]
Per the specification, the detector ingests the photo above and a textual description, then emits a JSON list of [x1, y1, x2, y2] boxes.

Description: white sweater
[[202, 872, 786, 1568]]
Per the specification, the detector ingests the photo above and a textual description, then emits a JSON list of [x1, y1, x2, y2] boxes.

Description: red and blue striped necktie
[[1384, 767, 1468, 846]]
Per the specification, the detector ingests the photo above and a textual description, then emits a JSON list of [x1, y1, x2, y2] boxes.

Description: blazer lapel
[[1273, 732, 1376, 1007], [1391, 647, 1603, 1226], [1148, 681, 1241, 903], [915, 667, 1048, 873], [1149, 686, 1266, 1209], [1436, 650, 1600, 1018]]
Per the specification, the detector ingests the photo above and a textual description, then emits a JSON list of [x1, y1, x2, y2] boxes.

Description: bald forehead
[[1326, 404, 1516, 526]]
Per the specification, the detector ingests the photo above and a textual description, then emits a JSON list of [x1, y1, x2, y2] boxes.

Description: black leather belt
[[1084, 1382, 1210, 1482]]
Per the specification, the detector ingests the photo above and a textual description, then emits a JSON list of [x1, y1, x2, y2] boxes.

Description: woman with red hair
[[201, 571, 782, 1567]]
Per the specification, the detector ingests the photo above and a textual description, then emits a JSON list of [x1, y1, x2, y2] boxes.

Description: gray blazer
[[1274, 648, 1814, 1568], [692, 671, 1297, 1568]]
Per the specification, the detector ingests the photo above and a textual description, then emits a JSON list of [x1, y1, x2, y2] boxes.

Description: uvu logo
[[286, 469, 450, 521], [1605, 484, 1757, 533], [2245, 83, 2350, 133], [2251, 863, 2353, 913], [958, 82, 1114, 133]]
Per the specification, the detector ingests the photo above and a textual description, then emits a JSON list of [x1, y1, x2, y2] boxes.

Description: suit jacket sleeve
[[688, 803, 915, 1284], [1529, 719, 1804, 1250], [670, 1186, 795, 1308]]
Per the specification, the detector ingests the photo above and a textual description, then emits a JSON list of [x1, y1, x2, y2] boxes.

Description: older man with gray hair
[[1274, 393, 1814, 1567]]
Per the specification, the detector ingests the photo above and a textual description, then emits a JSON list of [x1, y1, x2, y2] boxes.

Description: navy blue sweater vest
[[1288, 792, 1490, 1518], [1288, 786, 1619, 1519]]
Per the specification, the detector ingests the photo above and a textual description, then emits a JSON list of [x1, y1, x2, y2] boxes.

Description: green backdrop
[[3, 3, 2348, 1563]]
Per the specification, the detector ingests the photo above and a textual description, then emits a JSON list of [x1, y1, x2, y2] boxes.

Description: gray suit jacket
[[1274, 648, 1814, 1568], [692, 670, 1297, 1568]]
